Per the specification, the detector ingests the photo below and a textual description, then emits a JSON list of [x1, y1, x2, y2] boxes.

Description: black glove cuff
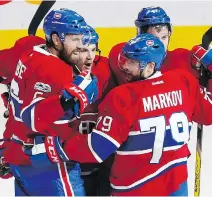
[[59, 95, 75, 112]]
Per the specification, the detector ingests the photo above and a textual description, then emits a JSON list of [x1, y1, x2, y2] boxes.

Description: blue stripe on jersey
[[21, 99, 44, 130], [11, 97, 21, 119], [119, 125, 191, 152], [91, 132, 118, 161], [21, 103, 36, 130], [111, 160, 187, 193]]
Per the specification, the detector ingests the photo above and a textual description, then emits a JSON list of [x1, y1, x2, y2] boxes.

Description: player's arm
[[184, 70, 212, 125], [20, 71, 98, 135], [0, 36, 45, 85], [63, 87, 133, 163], [0, 48, 14, 85], [23, 87, 133, 165]]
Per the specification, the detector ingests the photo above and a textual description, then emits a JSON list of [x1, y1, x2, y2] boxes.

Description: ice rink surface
[[0, 84, 212, 196]]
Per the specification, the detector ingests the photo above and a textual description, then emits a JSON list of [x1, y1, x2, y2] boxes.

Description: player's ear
[[147, 62, 155, 74], [51, 34, 62, 49]]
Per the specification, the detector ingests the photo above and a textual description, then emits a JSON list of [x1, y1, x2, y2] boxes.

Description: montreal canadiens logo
[[54, 13, 62, 19], [146, 40, 154, 46]]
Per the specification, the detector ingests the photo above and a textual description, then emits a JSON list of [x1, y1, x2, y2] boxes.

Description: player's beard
[[58, 44, 72, 66], [123, 72, 140, 83]]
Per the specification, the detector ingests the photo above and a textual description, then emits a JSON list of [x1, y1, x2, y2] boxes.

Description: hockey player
[[23, 33, 212, 196], [0, 35, 45, 137], [0, 36, 45, 179], [0, 8, 99, 196], [104, 8, 212, 195], [109, 7, 212, 87]]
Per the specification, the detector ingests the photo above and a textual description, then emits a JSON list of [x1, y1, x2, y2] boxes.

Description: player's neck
[[46, 46, 59, 57]]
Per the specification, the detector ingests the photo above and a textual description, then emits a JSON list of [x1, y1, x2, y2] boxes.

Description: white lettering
[[172, 91, 177, 106], [153, 95, 160, 110], [177, 90, 183, 105], [15, 60, 26, 79], [164, 92, 173, 107], [159, 94, 167, 108], [143, 97, 153, 112], [46, 136, 60, 163], [143, 90, 183, 112]]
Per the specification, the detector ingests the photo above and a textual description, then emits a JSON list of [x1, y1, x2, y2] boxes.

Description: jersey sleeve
[[92, 56, 111, 100], [0, 36, 45, 85], [108, 43, 127, 85], [11, 51, 74, 136], [180, 69, 212, 125], [63, 86, 133, 163], [193, 85, 212, 125]]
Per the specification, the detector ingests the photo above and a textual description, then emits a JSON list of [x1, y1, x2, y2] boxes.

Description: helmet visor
[[118, 52, 128, 70], [118, 52, 141, 71]]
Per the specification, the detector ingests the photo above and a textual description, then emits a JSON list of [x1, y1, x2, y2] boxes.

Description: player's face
[[118, 54, 141, 82], [60, 34, 84, 65], [147, 26, 170, 52], [71, 44, 97, 73]]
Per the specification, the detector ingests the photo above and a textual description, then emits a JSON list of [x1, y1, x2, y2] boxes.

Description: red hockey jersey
[[3, 45, 111, 165], [64, 69, 212, 196], [0, 36, 45, 85], [3, 45, 75, 165]]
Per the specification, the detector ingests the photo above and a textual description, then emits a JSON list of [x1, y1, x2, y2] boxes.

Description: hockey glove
[[191, 45, 212, 72], [23, 135, 69, 168], [60, 71, 98, 118], [0, 157, 12, 179]]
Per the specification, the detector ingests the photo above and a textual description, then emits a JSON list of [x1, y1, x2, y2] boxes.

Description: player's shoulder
[[165, 68, 197, 83], [93, 56, 110, 77], [15, 36, 45, 46], [103, 83, 135, 107], [21, 45, 72, 80], [109, 42, 126, 61], [31, 45, 68, 67], [14, 36, 45, 53], [93, 55, 109, 73], [108, 42, 127, 84], [168, 48, 191, 57]]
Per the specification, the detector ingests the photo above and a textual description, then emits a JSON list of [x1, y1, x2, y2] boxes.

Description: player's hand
[[0, 157, 12, 179], [23, 136, 69, 168], [191, 45, 212, 72], [60, 71, 98, 118]]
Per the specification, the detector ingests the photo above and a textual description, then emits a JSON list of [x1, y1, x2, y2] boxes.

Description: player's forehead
[[119, 53, 139, 65], [147, 26, 170, 37], [77, 43, 96, 51], [66, 34, 84, 41]]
